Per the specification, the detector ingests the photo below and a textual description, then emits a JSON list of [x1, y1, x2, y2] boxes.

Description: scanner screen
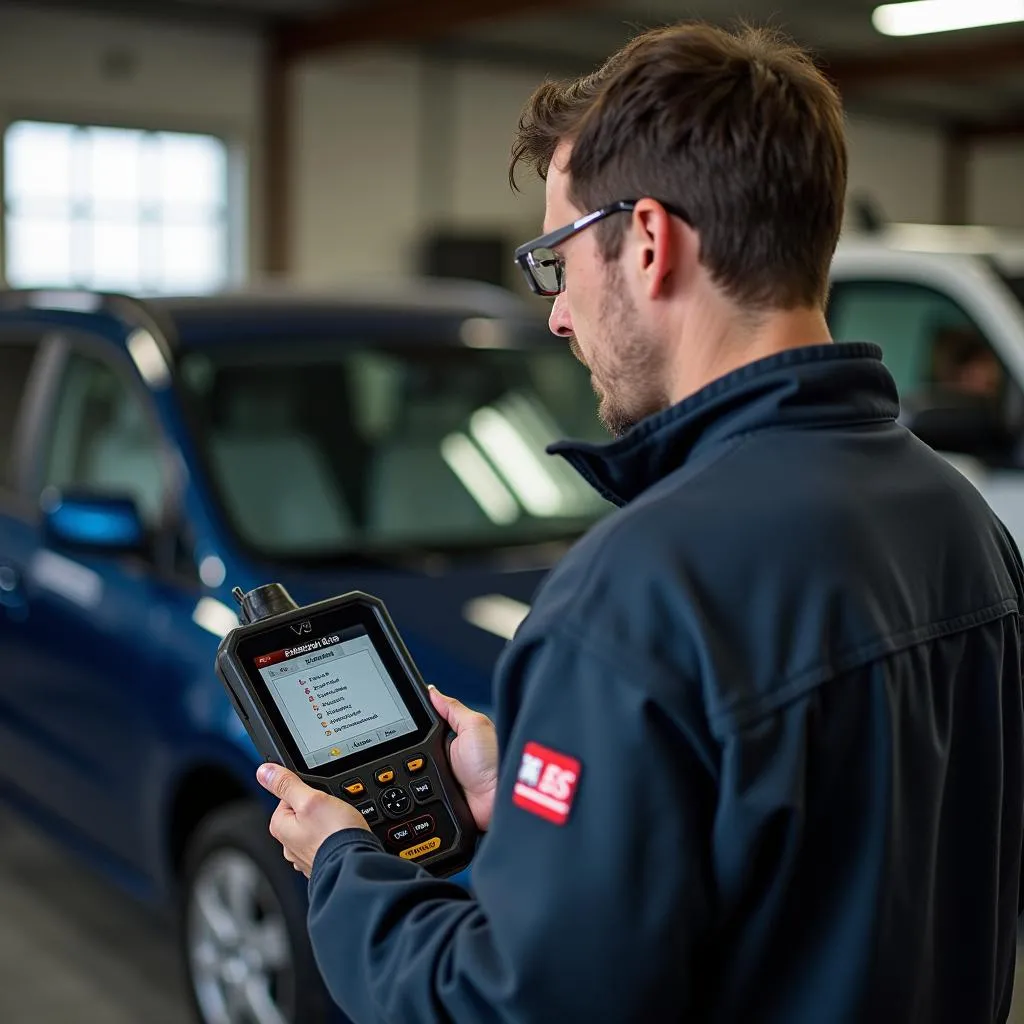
[[254, 627, 417, 770]]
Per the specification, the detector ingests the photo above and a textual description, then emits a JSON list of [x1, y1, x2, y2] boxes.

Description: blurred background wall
[[0, 0, 1021, 295]]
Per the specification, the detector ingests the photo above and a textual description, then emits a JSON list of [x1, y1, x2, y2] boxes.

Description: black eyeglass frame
[[513, 198, 689, 297]]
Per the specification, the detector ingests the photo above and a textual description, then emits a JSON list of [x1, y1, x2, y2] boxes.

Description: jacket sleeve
[[306, 623, 718, 1024]]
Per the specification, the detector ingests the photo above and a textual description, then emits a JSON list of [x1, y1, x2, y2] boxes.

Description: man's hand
[[429, 685, 498, 831], [257, 763, 371, 878]]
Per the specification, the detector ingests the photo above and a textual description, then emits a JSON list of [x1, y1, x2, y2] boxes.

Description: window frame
[[26, 329, 197, 580], [0, 324, 56, 519], [40, 332, 171, 501], [0, 111, 248, 294]]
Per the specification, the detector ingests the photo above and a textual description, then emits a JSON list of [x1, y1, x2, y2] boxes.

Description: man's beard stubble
[[583, 267, 671, 438]]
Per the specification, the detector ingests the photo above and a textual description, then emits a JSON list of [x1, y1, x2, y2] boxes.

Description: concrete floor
[[2, 803, 1024, 1024], [0, 806, 191, 1024]]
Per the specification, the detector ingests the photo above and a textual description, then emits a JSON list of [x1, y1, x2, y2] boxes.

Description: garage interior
[[0, 0, 1023, 1022]]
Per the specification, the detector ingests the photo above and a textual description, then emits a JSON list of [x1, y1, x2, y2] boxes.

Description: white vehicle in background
[[829, 223, 1024, 543]]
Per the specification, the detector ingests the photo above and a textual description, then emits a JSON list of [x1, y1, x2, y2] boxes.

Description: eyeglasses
[[513, 198, 689, 297]]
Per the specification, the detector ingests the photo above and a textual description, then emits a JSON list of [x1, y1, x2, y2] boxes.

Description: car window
[[42, 351, 165, 527], [179, 343, 609, 556], [828, 279, 1024, 465], [828, 279, 1004, 399], [0, 334, 40, 491]]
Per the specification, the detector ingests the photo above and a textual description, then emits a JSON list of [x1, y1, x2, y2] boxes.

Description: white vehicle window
[[829, 279, 1024, 466], [828, 280, 1007, 403], [3, 120, 231, 295], [43, 352, 165, 527]]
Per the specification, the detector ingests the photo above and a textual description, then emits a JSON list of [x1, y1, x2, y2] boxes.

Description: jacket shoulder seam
[[710, 596, 1021, 735]]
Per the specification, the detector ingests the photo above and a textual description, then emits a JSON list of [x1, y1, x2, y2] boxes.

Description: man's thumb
[[257, 763, 298, 803], [429, 685, 474, 733]]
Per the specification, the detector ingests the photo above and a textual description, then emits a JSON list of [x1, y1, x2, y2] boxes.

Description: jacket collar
[[549, 343, 897, 507]]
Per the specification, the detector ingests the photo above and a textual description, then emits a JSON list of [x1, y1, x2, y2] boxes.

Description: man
[[931, 325, 1005, 400], [258, 22, 1024, 1023]]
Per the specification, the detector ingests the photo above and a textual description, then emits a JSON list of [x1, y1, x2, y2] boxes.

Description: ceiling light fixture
[[463, 594, 531, 640], [873, 0, 1024, 36]]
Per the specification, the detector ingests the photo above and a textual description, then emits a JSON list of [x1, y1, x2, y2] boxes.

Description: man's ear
[[630, 199, 697, 300]]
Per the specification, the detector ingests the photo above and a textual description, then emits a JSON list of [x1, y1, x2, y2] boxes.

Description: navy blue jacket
[[307, 343, 1024, 1023]]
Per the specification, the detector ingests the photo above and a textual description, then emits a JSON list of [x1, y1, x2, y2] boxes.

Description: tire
[[178, 801, 335, 1024]]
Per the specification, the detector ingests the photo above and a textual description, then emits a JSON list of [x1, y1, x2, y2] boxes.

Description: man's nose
[[548, 293, 574, 338]]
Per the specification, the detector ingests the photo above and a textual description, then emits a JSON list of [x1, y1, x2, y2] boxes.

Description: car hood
[[264, 551, 560, 711]]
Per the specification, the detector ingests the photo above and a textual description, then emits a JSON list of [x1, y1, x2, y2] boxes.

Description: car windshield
[[177, 341, 612, 559]]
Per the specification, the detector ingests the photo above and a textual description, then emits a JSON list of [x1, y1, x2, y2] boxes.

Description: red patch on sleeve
[[512, 741, 581, 825]]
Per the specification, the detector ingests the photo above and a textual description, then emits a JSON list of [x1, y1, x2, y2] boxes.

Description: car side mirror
[[41, 490, 148, 555], [900, 390, 1018, 462]]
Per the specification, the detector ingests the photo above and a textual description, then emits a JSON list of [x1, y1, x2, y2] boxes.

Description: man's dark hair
[[510, 22, 848, 310]]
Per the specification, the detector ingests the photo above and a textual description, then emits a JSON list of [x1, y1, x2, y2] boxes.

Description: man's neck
[[668, 303, 833, 405]]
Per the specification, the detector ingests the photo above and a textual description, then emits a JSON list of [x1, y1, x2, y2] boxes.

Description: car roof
[[155, 280, 554, 351], [0, 277, 557, 351], [147, 276, 538, 319], [837, 223, 1024, 275]]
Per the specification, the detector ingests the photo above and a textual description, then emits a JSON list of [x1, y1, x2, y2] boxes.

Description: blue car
[[0, 282, 608, 1024]]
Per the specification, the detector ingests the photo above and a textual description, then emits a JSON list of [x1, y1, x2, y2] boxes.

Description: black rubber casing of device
[[215, 589, 479, 878]]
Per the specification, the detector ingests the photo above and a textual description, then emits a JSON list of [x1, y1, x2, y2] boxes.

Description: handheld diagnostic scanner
[[216, 583, 479, 876]]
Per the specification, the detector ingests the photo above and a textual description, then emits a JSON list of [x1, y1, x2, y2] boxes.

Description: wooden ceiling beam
[[955, 114, 1024, 140], [826, 34, 1024, 89], [275, 0, 595, 62]]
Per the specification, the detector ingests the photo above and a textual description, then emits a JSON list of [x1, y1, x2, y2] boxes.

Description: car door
[[3, 333, 182, 869], [0, 322, 56, 794], [827, 276, 1024, 540]]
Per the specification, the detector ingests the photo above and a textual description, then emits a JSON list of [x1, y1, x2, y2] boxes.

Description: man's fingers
[[269, 802, 294, 844], [257, 763, 314, 811], [278, 843, 307, 873], [428, 685, 479, 734]]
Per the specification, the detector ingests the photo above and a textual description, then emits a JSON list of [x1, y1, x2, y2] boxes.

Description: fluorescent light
[[464, 594, 531, 640], [470, 406, 564, 517], [440, 432, 521, 524], [192, 597, 239, 638], [873, 0, 1024, 36], [127, 328, 171, 388]]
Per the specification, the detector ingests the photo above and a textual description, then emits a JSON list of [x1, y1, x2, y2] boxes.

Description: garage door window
[[3, 120, 232, 294]]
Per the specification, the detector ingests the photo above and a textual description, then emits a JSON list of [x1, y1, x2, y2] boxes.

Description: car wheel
[[179, 802, 333, 1024]]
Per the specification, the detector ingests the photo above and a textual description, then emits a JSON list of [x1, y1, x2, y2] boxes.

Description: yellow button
[[375, 768, 395, 785], [343, 780, 365, 796], [399, 837, 442, 860], [405, 757, 425, 774]]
